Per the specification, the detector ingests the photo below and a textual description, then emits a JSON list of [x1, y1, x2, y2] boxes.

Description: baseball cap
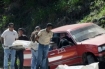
[[46, 23, 53, 27], [35, 26, 40, 29]]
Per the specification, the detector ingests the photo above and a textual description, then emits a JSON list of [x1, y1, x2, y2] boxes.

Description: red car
[[24, 23, 105, 69]]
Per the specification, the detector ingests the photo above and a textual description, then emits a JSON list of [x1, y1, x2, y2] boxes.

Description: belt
[[4, 46, 15, 49], [31, 48, 37, 52], [39, 43, 49, 46]]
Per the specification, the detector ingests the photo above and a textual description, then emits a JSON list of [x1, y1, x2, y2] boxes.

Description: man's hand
[[35, 35, 39, 41], [2, 44, 8, 47], [2, 44, 4, 47]]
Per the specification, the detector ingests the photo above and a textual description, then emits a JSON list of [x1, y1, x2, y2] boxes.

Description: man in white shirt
[[36, 23, 53, 69], [1, 23, 18, 69]]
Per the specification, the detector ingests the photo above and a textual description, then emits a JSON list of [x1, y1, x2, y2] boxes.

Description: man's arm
[[15, 31, 18, 40], [15, 38, 18, 40], [1, 37, 4, 44], [35, 30, 42, 41], [50, 32, 53, 38], [35, 35, 39, 41], [1, 31, 6, 44], [30, 32, 36, 42]]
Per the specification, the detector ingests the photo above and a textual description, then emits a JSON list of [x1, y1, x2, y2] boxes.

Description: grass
[[80, 0, 105, 23]]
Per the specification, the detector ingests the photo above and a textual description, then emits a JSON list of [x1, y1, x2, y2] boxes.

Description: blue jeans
[[36, 44, 49, 69], [31, 49, 38, 69], [4, 49, 16, 69]]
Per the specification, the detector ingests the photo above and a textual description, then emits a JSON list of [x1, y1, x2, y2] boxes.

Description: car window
[[49, 33, 60, 51], [51, 32, 75, 49], [70, 24, 105, 42], [53, 33, 60, 37]]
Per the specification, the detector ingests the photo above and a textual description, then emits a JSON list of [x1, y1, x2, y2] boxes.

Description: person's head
[[18, 28, 25, 36], [8, 23, 14, 31], [60, 33, 66, 38], [35, 26, 40, 32], [46, 23, 53, 32]]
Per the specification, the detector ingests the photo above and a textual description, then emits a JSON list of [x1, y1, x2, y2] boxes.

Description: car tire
[[86, 54, 96, 64], [83, 54, 97, 65]]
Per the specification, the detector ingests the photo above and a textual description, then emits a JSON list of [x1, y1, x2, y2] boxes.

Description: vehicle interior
[[49, 32, 75, 51]]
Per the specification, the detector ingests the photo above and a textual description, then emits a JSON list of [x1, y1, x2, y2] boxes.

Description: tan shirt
[[38, 29, 53, 45], [29, 41, 38, 50]]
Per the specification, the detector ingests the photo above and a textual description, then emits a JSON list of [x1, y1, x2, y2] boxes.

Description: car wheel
[[86, 54, 96, 64], [83, 54, 97, 65]]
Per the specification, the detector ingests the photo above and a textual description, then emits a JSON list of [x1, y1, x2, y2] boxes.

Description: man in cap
[[36, 23, 53, 69]]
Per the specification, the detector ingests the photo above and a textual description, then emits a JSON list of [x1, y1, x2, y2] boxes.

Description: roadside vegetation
[[0, 0, 105, 67]]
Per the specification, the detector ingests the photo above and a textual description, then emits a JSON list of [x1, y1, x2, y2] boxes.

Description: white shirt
[[38, 29, 53, 45], [29, 41, 38, 50], [1, 29, 18, 47]]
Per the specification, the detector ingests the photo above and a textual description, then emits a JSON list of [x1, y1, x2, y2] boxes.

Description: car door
[[48, 32, 80, 69]]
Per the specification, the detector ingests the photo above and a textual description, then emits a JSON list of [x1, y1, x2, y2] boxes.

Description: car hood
[[78, 34, 105, 46]]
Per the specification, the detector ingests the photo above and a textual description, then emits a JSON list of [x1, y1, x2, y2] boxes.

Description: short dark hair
[[8, 23, 14, 27], [46, 23, 53, 27], [18, 28, 25, 33]]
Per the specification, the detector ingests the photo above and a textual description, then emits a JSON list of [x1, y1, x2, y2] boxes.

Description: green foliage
[[68, 0, 79, 6], [0, 0, 105, 67], [2, 16, 8, 25], [0, 44, 3, 67], [99, 7, 105, 17], [0, 0, 105, 35], [3, 0, 10, 4], [56, 0, 67, 10], [80, 0, 105, 23]]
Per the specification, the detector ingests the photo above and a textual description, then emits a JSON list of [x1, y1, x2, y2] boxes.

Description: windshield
[[70, 24, 105, 42]]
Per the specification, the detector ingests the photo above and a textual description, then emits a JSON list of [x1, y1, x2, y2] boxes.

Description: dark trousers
[[15, 50, 24, 69]]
